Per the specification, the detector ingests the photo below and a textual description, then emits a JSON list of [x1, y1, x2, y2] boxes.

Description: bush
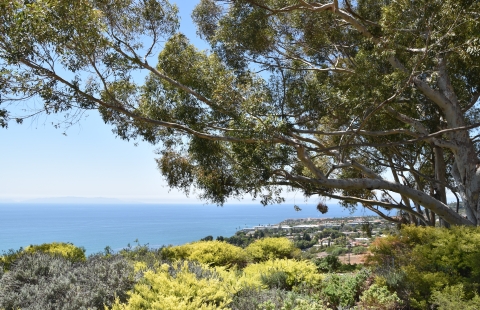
[[358, 284, 401, 309], [431, 284, 480, 310], [0, 248, 23, 272], [314, 255, 341, 273], [110, 261, 236, 310], [241, 259, 323, 290], [367, 225, 480, 309], [161, 240, 247, 268], [119, 242, 164, 269], [352, 246, 368, 255], [325, 246, 348, 257], [230, 288, 327, 310], [260, 271, 292, 290], [24, 242, 86, 262], [1, 242, 86, 271], [245, 237, 300, 262], [318, 268, 370, 309], [0, 252, 135, 310]]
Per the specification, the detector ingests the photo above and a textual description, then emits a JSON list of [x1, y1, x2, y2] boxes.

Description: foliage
[[314, 255, 342, 273], [1, 242, 86, 271], [352, 246, 368, 255], [325, 246, 348, 257], [2, 0, 480, 225], [240, 259, 323, 291], [0, 248, 24, 272], [318, 269, 370, 309], [118, 242, 165, 269], [367, 225, 480, 308], [24, 242, 86, 262], [294, 239, 318, 250], [161, 240, 247, 267], [229, 288, 327, 310], [245, 237, 300, 262], [0, 252, 135, 310], [110, 261, 237, 310], [223, 232, 256, 248], [431, 284, 480, 310], [358, 284, 401, 310]]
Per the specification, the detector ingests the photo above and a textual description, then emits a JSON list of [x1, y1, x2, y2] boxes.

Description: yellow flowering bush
[[245, 237, 300, 262], [24, 242, 86, 262], [110, 262, 237, 310], [1, 242, 86, 270], [240, 259, 323, 290], [162, 241, 247, 267]]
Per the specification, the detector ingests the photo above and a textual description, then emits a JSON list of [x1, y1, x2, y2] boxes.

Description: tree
[[1, 0, 479, 225]]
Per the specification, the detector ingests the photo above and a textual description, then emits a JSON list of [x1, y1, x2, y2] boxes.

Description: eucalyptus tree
[[1, 0, 479, 225]]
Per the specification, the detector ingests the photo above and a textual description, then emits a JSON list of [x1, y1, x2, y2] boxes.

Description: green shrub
[[352, 246, 367, 255], [0, 252, 135, 310], [119, 242, 164, 269], [358, 284, 401, 309], [431, 284, 480, 310], [314, 255, 341, 273], [260, 271, 292, 290], [161, 240, 247, 267], [0, 248, 23, 272], [245, 237, 300, 262], [367, 225, 480, 309], [318, 268, 370, 309], [325, 246, 348, 257], [230, 288, 327, 310]]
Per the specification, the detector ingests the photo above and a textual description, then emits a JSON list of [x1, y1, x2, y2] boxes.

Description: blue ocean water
[[0, 203, 375, 255]]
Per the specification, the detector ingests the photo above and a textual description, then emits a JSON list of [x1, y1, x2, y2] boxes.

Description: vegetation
[[0, 242, 86, 271], [367, 225, 480, 309], [1, 0, 480, 225], [0, 252, 135, 310], [161, 240, 248, 268], [2, 226, 480, 308], [245, 237, 300, 262]]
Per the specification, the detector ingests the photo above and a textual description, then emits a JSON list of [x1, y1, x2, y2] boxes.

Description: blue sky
[[0, 1, 315, 206]]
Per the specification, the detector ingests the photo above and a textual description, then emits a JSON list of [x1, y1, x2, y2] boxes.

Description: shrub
[[0, 248, 24, 272], [245, 237, 300, 262], [24, 242, 86, 262], [352, 246, 368, 255], [0, 252, 135, 310], [240, 259, 323, 290], [318, 268, 370, 309], [230, 288, 327, 310], [119, 242, 164, 269], [358, 284, 401, 309], [314, 255, 341, 273], [325, 246, 348, 257], [110, 261, 236, 310], [260, 271, 292, 290], [161, 240, 247, 267], [431, 284, 480, 310], [367, 225, 480, 309], [1, 242, 86, 271]]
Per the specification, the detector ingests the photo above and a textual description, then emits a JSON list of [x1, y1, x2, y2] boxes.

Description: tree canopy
[[1, 0, 480, 225]]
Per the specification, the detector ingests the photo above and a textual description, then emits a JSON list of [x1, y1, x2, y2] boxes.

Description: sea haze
[[0, 203, 376, 255]]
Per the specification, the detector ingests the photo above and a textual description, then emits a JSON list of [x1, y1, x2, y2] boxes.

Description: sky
[[0, 1, 316, 206], [0, 1, 200, 203]]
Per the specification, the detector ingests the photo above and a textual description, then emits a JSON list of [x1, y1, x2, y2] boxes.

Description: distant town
[[211, 216, 396, 265]]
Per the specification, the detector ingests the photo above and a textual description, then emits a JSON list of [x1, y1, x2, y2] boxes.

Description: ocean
[[0, 203, 376, 255]]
